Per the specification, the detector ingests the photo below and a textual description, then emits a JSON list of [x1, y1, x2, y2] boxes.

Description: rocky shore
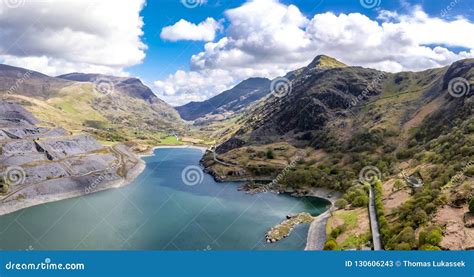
[[266, 212, 314, 243], [0, 153, 145, 216], [199, 148, 341, 248]]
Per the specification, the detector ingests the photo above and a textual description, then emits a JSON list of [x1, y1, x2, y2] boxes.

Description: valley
[[0, 55, 472, 251]]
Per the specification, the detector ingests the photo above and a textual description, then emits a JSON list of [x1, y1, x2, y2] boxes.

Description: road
[[209, 148, 237, 167], [368, 186, 383, 250], [305, 208, 332, 250]]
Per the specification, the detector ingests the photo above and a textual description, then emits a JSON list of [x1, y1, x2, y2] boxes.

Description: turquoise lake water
[[0, 148, 330, 250]]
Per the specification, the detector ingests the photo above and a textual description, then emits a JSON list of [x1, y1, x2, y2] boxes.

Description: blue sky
[[129, 0, 474, 85], [1, 0, 473, 106]]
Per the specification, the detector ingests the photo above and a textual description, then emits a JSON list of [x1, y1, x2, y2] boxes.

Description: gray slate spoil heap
[[0, 101, 141, 213]]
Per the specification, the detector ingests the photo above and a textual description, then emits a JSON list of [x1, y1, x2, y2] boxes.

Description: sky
[[0, 0, 473, 106]]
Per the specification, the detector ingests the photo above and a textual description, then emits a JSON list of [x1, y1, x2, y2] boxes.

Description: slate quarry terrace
[[0, 101, 142, 215]]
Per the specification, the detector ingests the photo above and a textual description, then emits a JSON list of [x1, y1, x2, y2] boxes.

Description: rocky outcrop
[[265, 212, 314, 243]]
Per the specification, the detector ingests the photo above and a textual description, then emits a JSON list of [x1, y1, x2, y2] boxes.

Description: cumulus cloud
[[161, 18, 222, 42], [0, 0, 146, 76], [155, 0, 474, 106]]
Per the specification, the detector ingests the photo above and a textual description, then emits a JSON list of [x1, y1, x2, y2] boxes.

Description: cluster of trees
[[279, 165, 356, 191], [348, 129, 384, 153], [382, 186, 444, 250], [373, 180, 389, 245], [343, 185, 369, 207], [246, 164, 278, 176]]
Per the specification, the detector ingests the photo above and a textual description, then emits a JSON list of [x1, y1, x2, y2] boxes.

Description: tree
[[266, 149, 275, 159], [335, 199, 348, 209], [419, 228, 442, 246], [393, 179, 405, 191], [469, 198, 474, 214]]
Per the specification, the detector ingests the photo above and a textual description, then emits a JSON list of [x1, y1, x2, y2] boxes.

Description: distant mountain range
[[0, 64, 182, 148], [176, 77, 272, 121], [175, 55, 349, 122]]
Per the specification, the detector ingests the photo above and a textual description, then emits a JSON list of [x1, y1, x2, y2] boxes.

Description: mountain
[[202, 55, 474, 250], [176, 77, 271, 121], [0, 65, 183, 150], [58, 73, 157, 102], [176, 56, 347, 122]]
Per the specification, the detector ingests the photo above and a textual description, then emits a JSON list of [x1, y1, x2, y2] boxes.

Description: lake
[[0, 148, 330, 250]]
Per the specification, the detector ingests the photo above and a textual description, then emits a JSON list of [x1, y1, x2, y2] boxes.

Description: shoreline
[[139, 145, 208, 157], [201, 153, 340, 250], [0, 144, 205, 216], [0, 155, 146, 217], [1, 144, 339, 251]]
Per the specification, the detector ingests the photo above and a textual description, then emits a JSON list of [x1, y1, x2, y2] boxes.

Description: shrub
[[335, 199, 348, 209], [393, 180, 405, 191], [393, 242, 412, 250], [266, 149, 275, 159], [465, 166, 474, 177], [330, 226, 345, 239], [352, 195, 369, 207], [323, 239, 338, 250], [419, 244, 441, 250], [469, 199, 474, 214], [418, 227, 443, 247]]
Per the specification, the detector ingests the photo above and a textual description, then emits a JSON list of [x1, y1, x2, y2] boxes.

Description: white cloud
[[0, 0, 146, 76], [161, 18, 222, 42], [155, 0, 474, 106]]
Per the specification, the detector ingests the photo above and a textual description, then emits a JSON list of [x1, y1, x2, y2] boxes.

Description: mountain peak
[[308, 55, 347, 70]]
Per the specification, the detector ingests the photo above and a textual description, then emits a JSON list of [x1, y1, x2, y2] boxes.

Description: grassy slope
[[3, 82, 188, 151]]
